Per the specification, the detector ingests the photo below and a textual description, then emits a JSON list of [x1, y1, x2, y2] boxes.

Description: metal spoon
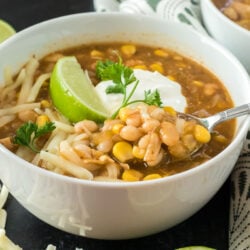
[[180, 103, 250, 132]]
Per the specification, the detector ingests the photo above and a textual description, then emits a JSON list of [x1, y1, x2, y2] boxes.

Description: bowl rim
[[0, 12, 250, 188], [202, 0, 250, 36]]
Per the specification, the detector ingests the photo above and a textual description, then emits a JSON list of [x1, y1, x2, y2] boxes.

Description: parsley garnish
[[13, 121, 56, 153], [96, 58, 162, 118]]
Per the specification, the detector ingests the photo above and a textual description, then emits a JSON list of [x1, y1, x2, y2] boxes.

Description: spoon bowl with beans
[[178, 103, 250, 155], [182, 103, 250, 132]]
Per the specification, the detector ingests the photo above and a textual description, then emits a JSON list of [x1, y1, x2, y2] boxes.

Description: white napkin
[[93, 0, 207, 34], [229, 132, 250, 250], [93, 1, 250, 249]]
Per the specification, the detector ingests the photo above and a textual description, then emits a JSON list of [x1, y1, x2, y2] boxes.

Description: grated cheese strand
[[45, 245, 57, 250], [0, 229, 22, 250], [0, 209, 7, 229], [0, 185, 8, 209]]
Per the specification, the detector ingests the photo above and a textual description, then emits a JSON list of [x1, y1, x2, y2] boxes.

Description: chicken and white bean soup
[[213, 0, 250, 30], [0, 42, 235, 182]]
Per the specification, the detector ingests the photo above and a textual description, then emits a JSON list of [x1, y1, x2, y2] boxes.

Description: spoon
[[180, 103, 250, 132]]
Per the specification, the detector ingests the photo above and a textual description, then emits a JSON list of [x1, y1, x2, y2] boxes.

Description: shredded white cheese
[[0, 209, 7, 229], [45, 245, 57, 250], [0, 229, 22, 250], [0, 185, 8, 209], [0, 185, 22, 250], [0, 184, 85, 249]]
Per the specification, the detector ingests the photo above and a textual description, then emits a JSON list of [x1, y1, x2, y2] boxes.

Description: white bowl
[[201, 0, 250, 73], [0, 13, 250, 240]]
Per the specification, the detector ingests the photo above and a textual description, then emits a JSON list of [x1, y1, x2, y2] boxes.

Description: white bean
[[119, 125, 142, 141], [142, 119, 160, 133], [74, 120, 98, 133]]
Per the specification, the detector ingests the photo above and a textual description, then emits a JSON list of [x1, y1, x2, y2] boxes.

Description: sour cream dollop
[[95, 69, 187, 115]]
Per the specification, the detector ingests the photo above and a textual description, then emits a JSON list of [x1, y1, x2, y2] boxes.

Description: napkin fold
[[93, 1, 250, 249]]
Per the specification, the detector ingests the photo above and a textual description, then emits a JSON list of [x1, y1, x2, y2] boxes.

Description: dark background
[[0, 0, 229, 249]]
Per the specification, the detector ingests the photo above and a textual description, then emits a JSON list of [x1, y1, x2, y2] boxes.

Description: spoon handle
[[203, 103, 250, 131], [219, 103, 250, 121]]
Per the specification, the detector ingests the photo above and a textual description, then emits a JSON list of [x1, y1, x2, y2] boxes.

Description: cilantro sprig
[[13, 121, 56, 153], [96, 57, 162, 118]]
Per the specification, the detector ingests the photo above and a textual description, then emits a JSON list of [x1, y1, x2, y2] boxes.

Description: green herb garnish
[[13, 121, 56, 153], [96, 57, 162, 118]]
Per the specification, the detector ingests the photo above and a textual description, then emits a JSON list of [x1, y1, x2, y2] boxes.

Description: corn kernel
[[121, 44, 136, 56], [122, 169, 143, 182], [90, 50, 104, 58], [154, 49, 168, 58], [112, 123, 124, 134], [150, 63, 164, 74], [194, 124, 211, 143], [40, 100, 51, 108], [133, 65, 147, 70], [214, 134, 228, 144], [112, 141, 133, 162], [167, 75, 176, 81], [143, 173, 162, 181], [36, 115, 50, 127], [118, 107, 130, 122], [163, 106, 177, 116], [192, 80, 204, 87], [132, 146, 145, 159]]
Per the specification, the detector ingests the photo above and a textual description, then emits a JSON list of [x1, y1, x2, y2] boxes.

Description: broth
[[0, 42, 235, 181]]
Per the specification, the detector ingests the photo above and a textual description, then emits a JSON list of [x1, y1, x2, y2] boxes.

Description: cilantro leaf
[[144, 89, 163, 106], [13, 121, 56, 153], [96, 59, 136, 83], [96, 60, 114, 80], [105, 84, 124, 94], [35, 122, 56, 138], [13, 122, 37, 148]]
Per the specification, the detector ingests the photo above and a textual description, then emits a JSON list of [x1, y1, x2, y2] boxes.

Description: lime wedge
[[49, 56, 109, 123], [176, 247, 216, 250], [0, 20, 15, 43]]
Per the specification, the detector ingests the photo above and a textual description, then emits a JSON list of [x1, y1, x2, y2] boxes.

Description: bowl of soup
[[201, 0, 250, 73], [0, 13, 249, 240]]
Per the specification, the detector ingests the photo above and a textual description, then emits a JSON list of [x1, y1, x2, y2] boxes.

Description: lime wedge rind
[[0, 19, 15, 43]]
